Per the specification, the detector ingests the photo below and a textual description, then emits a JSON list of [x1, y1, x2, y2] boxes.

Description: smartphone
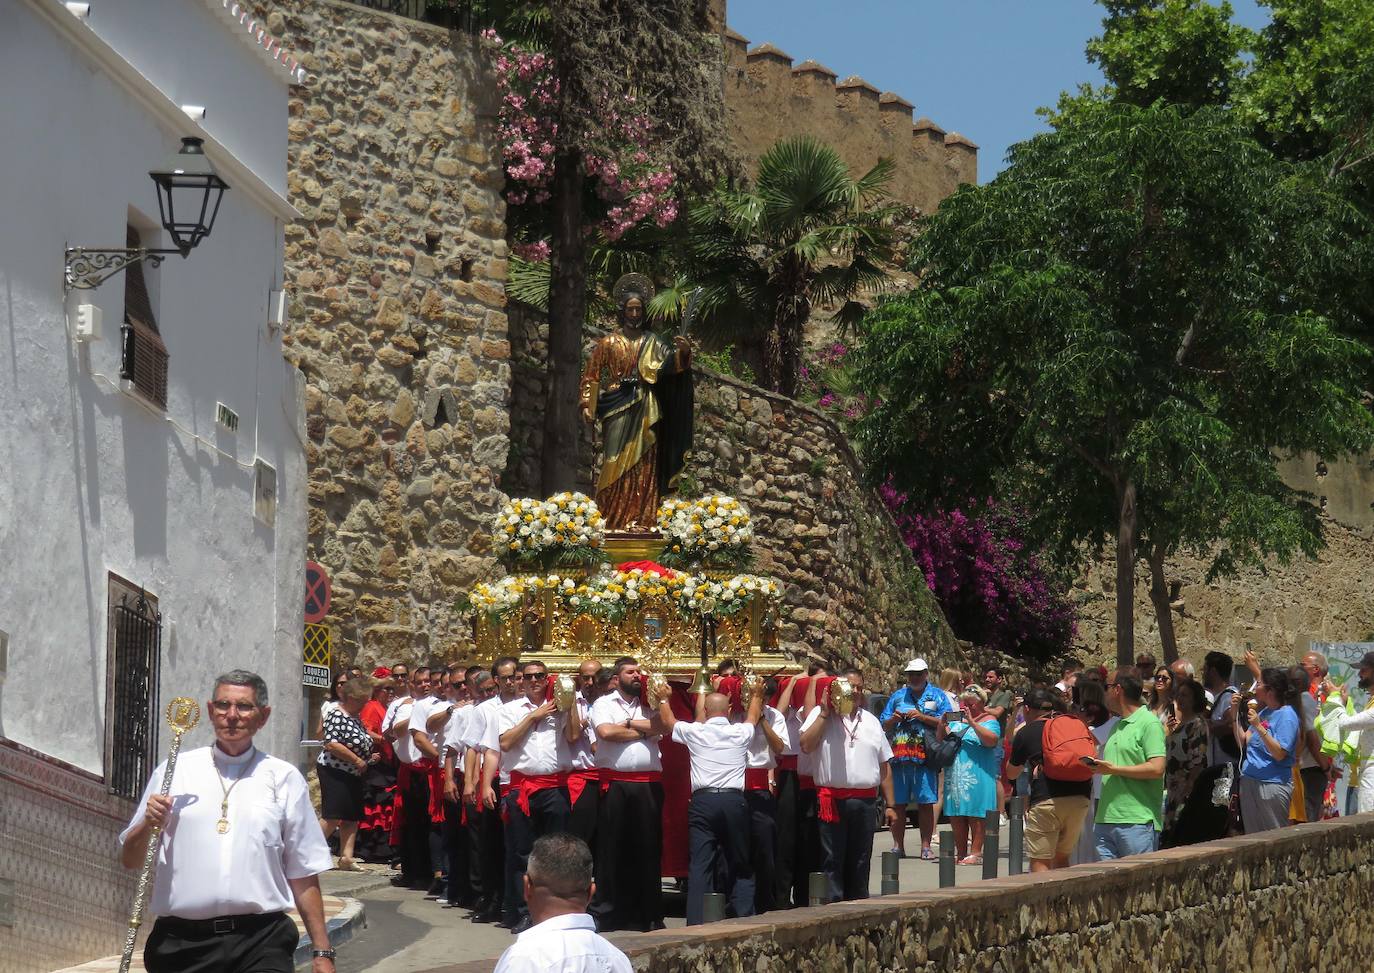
[[1079, 755, 1098, 767]]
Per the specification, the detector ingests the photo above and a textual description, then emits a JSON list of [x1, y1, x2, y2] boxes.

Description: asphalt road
[[330, 825, 1023, 972]]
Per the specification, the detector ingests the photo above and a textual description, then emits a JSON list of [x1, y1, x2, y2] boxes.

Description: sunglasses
[[521, 672, 548, 681]]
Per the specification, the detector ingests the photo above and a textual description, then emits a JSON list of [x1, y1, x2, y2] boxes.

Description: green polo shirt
[[1096, 705, 1167, 831]]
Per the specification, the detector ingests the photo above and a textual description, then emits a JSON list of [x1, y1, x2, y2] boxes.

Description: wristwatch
[[312, 949, 336, 960]]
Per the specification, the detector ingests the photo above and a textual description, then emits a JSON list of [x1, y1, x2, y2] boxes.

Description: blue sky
[[726, 0, 1271, 179]]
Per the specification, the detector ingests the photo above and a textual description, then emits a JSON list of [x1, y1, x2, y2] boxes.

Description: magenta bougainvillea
[[482, 30, 679, 247], [880, 486, 1077, 660]]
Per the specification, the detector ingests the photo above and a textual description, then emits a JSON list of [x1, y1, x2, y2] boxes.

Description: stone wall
[[718, 20, 977, 213], [434, 814, 1374, 973], [265, 0, 511, 665]]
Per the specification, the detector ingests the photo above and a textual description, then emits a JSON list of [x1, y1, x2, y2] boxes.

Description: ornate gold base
[[471, 531, 800, 678]]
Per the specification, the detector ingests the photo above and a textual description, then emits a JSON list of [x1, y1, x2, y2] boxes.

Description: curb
[[294, 897, 366, 969]]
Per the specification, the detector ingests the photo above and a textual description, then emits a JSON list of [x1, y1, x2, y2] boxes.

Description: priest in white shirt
[[799, 667, 898, 902], [492, 833, 630, 973], [118, 670, 336, 973], [497, 659, 582, 932], [588, 656, 667, 933], [657, 682, 764, 925]]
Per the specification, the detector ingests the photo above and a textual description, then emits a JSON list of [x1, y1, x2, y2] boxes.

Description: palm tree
[[654, 136, 904, 396]]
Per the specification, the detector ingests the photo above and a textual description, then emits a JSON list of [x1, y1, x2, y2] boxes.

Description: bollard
[[880, 850, 900, 895], [938, 829, 956, 888], [982, 809, 1000, 880], [808, 871, 829, 907], [702, 892, 726, 923], [1008, 796, 1025, 876]]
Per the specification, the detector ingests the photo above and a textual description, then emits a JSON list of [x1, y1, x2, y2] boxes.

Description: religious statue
[[579, 273, 694, 530]]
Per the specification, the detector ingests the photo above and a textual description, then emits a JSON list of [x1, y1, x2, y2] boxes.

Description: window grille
[[121, 225, 169, 408], [106, 580, 162, 800]]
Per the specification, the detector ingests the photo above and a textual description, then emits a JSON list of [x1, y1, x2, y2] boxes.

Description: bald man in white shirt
[[493, 833, 630, 973], [118, 670, 335, 973], [658, 683, 764, 925]]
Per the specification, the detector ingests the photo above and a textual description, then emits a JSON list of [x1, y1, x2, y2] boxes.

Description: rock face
[[1074, 514, 1374, 665], [268, 0, 511, 665]]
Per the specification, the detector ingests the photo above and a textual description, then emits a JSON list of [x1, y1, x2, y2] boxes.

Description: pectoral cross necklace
[[212, 747, 257, 834]]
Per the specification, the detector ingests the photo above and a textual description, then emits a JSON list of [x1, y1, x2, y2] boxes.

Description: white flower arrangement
[[657, 494, 755, 568], [465, 572, 576, 623], [494, 493, 607, 569], [567, 568, 682, 624]]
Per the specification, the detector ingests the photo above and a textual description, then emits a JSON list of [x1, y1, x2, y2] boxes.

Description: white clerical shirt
[[493, 911, 631, 973], [497, 697, 572, 775], [589, 692, 662, 772], [117, 745, 332, 920], [672, 716, 753, 791], [800, 707, 893, 789]]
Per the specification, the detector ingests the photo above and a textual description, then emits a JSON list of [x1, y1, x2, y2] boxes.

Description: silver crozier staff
[[119, 697, 201, 973]]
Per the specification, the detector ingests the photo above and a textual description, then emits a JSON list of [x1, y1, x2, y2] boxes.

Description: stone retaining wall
[[264, 0, 512, 664], [431, 813, 1374, 973]]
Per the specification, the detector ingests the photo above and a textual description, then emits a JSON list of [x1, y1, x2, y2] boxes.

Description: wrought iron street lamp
[[64, 137, 229, 292]]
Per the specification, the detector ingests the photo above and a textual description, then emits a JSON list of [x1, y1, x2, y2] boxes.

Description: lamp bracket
[[64, 246, 182, 293]]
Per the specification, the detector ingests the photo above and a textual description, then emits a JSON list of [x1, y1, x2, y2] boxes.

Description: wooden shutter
[[121, 225, 168, 408]]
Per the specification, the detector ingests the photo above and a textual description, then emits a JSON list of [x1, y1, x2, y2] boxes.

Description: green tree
[[854, 103, 1374, 664], [652, 136, 903, 397], [1087, 0, 1254, 108]]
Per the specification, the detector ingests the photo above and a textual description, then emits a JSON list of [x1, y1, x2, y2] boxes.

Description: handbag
[[923, 723, 971, 772]]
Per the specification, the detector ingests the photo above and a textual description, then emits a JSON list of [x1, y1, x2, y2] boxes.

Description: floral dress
[[943, 717, 1002, 818], [1164, 717, 1208, 831]]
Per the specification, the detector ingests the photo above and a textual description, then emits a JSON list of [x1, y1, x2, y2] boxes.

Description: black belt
[[693, 787, 744, 795], [158, 911, 287, 936]]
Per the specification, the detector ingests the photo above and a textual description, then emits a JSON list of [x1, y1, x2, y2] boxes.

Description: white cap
[[904, 658, 929, 673]]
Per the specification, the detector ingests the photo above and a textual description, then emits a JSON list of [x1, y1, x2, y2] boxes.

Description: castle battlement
[[720, 24, 977, 213]]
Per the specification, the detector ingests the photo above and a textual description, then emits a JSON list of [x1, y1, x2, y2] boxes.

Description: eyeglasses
[[1155, 674, 1171, 681], [1105, 682, 1120, 689], [211, 700, 258, 715], [498, 672, 519, 681]]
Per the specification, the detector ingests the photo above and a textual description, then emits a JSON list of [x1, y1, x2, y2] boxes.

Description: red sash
[[776, 755, 799, 772], [510, 771, 565, 816], [744, 768, 771, 791], [427, 763, 446, 823], [799, 774, 816, 791], [566, 768, 598, 807], [817, 786, 878, 823], [599, 768, 662, 793]]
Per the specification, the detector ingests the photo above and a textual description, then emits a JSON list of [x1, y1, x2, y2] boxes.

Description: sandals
[[920, 846, 935, 861], [957, 854, 983, 866], [336, 857, 362, 872]]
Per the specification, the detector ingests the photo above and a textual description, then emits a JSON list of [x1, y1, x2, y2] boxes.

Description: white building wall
[[85, 0, 291, 198], [0, 0, 306, 776]]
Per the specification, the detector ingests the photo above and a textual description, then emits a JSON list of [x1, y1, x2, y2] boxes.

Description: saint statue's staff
[[118, 698, 201, 973]]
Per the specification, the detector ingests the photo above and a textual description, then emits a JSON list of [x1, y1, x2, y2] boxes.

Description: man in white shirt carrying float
[[588, 656, 667, 933], [383, 664, 432, 890], [800, 667, 898, 902], [493, 833, 631, 973], [656, 680, 765, 925], [118, 670, 336, 973], [408, 664, 455, 900], [497, 658, 584, 932], [465, 656, 522, 925]]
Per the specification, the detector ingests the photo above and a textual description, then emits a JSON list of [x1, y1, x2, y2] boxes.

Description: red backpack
[[1042, 713, 1098, 781]]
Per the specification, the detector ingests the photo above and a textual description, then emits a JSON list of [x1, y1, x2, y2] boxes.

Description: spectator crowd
[[306, 643, 1374, 937]]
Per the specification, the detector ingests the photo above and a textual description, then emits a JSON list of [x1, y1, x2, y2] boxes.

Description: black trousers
[[774, 771, 819, 908], [402, 768, 433, 886], [473, 800, 505, 915], [686, 789, 752, 925], [504, 786, 572, 923], [589, 779, 664, 932], [744, 788, 777, 914], [144, 913, 296, 973], [568, 774, 600, 852], [1300, 766, 1328, 824], [819, 796, 876, 902], [443, 797, 472, 905]]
